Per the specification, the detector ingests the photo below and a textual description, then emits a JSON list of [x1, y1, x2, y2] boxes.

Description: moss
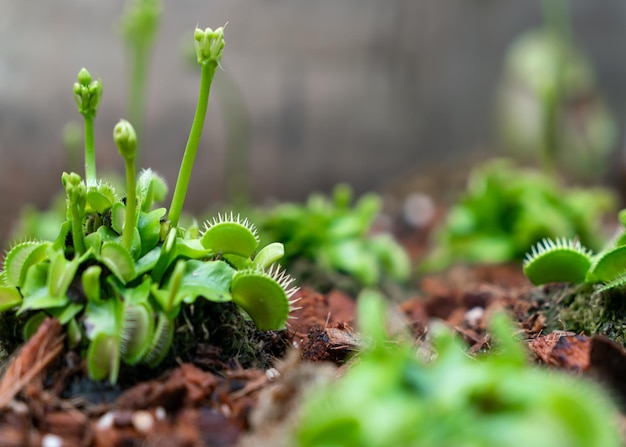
[[541, 283, 626, 345], [0, 312, 29, 366], [172, 299, 289, 372]]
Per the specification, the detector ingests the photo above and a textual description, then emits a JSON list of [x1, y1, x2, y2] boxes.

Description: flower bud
[[74, 68, 103, 118], [77, 68, 92, 86], [113, 119, 138, 161], [193, 25, 226, 65]]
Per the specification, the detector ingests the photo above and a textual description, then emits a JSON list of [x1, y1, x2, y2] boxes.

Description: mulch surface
[[3, 259, 626, 445]]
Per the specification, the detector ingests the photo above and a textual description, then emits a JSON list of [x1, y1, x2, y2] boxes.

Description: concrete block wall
[[1, 0, 625, 243]]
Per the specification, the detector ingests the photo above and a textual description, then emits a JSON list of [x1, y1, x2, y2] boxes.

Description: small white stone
[[132, 411, 154, 434], [154, 406, 166, 421], [266, 367, 280, 381], [8, 400, 28, 415], [96, 411, 116, 430], [403, 192, 435, 228], [41, 434, 63, 447], [465, 306, 484, 326]]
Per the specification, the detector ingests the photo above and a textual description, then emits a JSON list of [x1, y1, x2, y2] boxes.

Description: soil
[[3, 195, 626, 446]]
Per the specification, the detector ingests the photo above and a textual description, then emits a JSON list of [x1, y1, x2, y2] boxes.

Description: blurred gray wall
[[1, 0, 626, 243]]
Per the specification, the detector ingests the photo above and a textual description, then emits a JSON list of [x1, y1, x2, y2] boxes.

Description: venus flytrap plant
[[421, 159, 614, 273], [257, 183, 411, 293], [0, 24, 298, 384]]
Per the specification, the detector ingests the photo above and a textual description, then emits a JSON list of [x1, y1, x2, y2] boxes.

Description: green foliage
[[295, 290, 621, 447], [422, 159, 614, 272], [0, 25, 297, 384], [257, 184, 411, 288]]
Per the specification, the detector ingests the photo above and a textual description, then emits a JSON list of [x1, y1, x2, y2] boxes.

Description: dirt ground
[[2, 204, 626, 446]]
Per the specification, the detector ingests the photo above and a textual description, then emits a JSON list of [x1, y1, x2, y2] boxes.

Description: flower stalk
[[62, 172, 87, 255], [73, 68, 102, 186], [168, 25, 225, 227], [113, 119, 138, 251]]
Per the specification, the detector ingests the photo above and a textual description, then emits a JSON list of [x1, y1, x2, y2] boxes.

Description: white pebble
[[465, 306, 484, 326], [96, 411, 116, 430], [266, 367, 280, 381], [41, 434, 63, 447], [155, 406, 166, 421], [132, 411, 154, 434]]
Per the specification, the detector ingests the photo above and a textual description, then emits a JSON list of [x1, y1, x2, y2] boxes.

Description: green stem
[[71, 200, 86, 256], [168, 62, 217, 227], [123, 158, 137, 251], [84, 115, 97, 185]]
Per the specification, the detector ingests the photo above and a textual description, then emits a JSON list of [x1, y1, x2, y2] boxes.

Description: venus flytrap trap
[[0, 24, 298, 384], [524, 206, 626, 292]]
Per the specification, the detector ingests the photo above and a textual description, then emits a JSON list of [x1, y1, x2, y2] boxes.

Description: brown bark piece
[[529, 332, 590, 371], [0, 317, 64, 409]]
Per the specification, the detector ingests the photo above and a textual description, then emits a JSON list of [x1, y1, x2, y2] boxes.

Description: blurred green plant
[[0, 26, 298, 384], [496, 0, 617, 180], [119, 0, 163, 159], [257, 184, 411, 290], [295, 290, 621, 447], [421, 159, 614, 272]]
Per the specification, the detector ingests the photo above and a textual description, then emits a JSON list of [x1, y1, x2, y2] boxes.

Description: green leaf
[[322, 240, 380, 286], [151, 259, 186, 314], [48, 249, 85, 298], [174, 238, 212, 260], [176, 259, 234, 304], [19, 263, 68, 313], [368, 234, 411, 282], [137, 207, 166, 255], [85, 231, 103, 255], [137, 169, 168, 212], [586, 245, 626, 284], [23, 312, 47, 339], [152, 227, 177, 284], [100, 241, 136, 283], [110, 201, 126, 234], [0, 286, 22, 311], [83, 297, 122, 340], [48, 302, 84, 325], [87, 332, 121, 383], [135, 246, 161, 277], [253, 242, 285, 270], [82, 265, 102, 302], [86, 183, 117, 213]]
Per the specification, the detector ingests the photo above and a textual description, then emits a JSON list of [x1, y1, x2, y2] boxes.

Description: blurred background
[[1, 0, 626, 246]]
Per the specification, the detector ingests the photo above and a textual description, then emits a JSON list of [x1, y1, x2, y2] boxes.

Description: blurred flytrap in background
[[496, 0, 617, 181]]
